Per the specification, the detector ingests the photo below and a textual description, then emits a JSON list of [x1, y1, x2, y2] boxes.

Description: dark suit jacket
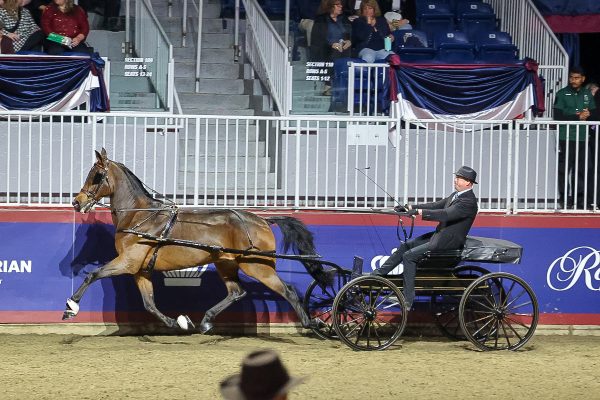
[[415, 190, 478, 251]]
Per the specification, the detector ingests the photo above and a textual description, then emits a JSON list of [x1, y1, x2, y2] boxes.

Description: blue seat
[[456, 1, 497, 40], [434, 31, 476, 63], [416, 1, 456, 46], [331, 58, 388, 114], [475, 31, 519, 63], [392, 30, 436, 62]]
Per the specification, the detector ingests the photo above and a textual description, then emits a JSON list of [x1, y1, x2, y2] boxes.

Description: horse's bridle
[[80, 161, 111, 210]]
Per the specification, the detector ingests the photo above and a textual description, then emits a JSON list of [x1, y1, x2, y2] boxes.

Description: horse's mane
[[113, 161, 164, 204]]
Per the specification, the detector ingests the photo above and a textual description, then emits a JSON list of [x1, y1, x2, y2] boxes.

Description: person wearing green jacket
[[553, 66, 596, 209]]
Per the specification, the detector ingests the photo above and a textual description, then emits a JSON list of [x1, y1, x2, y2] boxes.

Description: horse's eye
[[92, 172, 103, 185]]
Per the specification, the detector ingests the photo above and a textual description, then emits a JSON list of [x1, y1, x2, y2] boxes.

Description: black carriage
[[304, 234, 539, 351]]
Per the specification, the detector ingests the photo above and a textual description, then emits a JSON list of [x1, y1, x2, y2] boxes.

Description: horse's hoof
[[176, 315, 195, 330], [62, 298, 79, 320], [199, 321, 213, 334]]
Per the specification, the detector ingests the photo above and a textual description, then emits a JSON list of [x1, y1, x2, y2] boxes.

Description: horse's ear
[[96, 148, 108, 166]]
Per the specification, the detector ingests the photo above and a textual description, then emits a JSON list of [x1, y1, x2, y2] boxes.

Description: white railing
[[484, 0, 568, 119], [1, 110, 598, 213], [347, 62, 390, 117], [513, 120, 600, 212], [242, 0, 292, 115], [135, 0, 175, 111]]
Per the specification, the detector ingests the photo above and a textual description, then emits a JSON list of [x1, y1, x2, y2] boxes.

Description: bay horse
[[64, 149, 327, 333]]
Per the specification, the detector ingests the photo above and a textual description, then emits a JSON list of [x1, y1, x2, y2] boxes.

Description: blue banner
[[0, 54, 109, 112], [389, 61, 545, 118], [1, 213, 599, 323]]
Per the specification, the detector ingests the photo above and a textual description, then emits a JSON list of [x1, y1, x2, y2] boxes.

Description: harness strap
[[143, 206, 179, 273], [229, 209, 257, 251]]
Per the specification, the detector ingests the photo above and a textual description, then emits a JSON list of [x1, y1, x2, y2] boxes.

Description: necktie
[[452, 192, 459, 203]]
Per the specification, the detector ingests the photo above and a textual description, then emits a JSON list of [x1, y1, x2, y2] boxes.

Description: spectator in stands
[[0, 0, 44, 53], [220, 349, 306, 400], [310, 0, 352, 95], [553, 66, 597, 209], [384, 10, 412, 31], [351, 0, 395, 63], [24, 0, 50, 25], [41, 0, 93, 55]]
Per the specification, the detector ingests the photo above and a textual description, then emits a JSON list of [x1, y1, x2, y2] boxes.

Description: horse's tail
[[266, 216, 328, 286]]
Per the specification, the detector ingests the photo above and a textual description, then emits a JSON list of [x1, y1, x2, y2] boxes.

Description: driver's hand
[[407, 208, 419, 216], [394, 204, 409, 212]]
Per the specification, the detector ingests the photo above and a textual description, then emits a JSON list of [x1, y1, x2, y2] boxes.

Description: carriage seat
[[417, 249, 463, 269]]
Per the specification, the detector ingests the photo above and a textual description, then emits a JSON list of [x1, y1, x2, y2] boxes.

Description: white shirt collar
[[455, 188, 473, 197]]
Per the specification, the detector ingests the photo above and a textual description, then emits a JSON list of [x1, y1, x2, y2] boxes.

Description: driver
[[371, 166, 479, 308]]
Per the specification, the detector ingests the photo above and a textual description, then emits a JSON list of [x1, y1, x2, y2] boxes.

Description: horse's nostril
[[72, 199, 80, 210]]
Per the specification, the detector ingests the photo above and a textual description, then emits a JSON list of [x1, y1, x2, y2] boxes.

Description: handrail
[[242, 0, 291, 115], [483, 0, 568, 118], [134, 0, 175, 112]]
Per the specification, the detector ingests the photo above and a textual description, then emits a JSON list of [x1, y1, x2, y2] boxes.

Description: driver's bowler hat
[[454, 166, 478, 184], [220, 349, 306, 400]]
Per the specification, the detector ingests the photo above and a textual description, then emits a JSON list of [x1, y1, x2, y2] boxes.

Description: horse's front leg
[[62, 256, 134, 320], [133, 271, 194, 330]]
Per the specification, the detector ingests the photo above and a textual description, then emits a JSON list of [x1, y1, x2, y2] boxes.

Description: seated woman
[[351, 0, 394, 63], [41, 0, 92, 55], [0, 0, 44, 53], [310, 0, 352, 95]]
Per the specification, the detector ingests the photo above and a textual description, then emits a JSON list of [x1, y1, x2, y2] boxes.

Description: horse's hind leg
[[238, 259, 314, 329], [63, 256, 133, 320], [133, 272, 193, 330], [199, 260, 246, 334]]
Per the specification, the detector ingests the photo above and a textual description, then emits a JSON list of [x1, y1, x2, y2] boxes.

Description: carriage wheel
[[431, 265, 490, 340], [459, 272, 539, 351], [332, 275, 407, 351], [303, 269, 353, 340]]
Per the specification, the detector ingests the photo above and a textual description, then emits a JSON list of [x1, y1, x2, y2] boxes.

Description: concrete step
[[180, 155, 270, 172], [181, 107, 256, 116], [292, 95, 334, 113], [202, 18, 245, 34], [111, 92, 160, 109], [175, 78, 245, 94], [152, 0, 221, 18], [169, 33, 234, 49], [180, 136, 267, 155], [175, 62, 242, 79], [174, 47, 235, 63], [178, 93, 250, 110], [110, 75, 155, 92], [178, 172, 276, 190]]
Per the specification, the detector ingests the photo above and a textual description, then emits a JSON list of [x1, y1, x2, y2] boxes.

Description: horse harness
[[122, 207, 260, 273], [82, 162, 111, 209]]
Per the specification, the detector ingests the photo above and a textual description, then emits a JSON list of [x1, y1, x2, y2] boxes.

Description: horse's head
[[72, 148, 114, 213]]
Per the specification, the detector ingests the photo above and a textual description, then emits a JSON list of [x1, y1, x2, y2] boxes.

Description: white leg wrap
[[177, 315, 190, 330], [66, 298, 80, 315]]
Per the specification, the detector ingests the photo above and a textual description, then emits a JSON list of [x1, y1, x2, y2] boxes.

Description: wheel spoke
[[312, 308, 333, 320], [355, 319, 369, 345], [506, 300, 533, 312], [504, 314, 533, 331], [374, 290, 395, 310], [467, 315, 495, 337], [468, 297, 496, 312], [499, 317, 512, 348], [504, 288, 528, 310], [500, 278, 517, 308]]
